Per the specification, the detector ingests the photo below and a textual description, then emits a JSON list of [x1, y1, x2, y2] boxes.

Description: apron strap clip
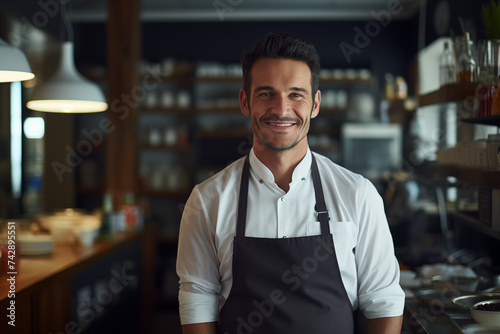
[[316, 210, 330, 221]]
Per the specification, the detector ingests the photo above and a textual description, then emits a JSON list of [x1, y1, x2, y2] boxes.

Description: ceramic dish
[[17, 234, 54, 256], [470, 299, 500, 329], [453, 293, 500, 310]]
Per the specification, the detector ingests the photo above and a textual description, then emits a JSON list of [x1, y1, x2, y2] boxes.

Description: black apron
[[219, 155, 354, 334]]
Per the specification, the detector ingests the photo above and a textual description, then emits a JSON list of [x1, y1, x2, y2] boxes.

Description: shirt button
[[259, 179, 264, 184], [301, 177, 306, 181], [280, 197, 287, 202]]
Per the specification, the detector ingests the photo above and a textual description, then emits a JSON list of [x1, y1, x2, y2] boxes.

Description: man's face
[[240, 57, 321, 153]]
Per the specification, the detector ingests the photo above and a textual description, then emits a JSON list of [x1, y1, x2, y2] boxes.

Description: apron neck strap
[[236, 156, 251, 237], [311, 154, 330, 235], [236, 154, 330, 237]]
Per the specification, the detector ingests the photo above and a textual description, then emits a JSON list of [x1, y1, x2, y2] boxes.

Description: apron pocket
[[306, 220, 357, 268]]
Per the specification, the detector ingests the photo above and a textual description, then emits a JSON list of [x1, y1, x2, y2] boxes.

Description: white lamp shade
[[27, 41, 108, 113], [0, 38, 35, 82]]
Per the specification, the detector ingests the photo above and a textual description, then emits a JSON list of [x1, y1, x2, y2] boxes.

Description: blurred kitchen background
[[1, 0, 500, 333]]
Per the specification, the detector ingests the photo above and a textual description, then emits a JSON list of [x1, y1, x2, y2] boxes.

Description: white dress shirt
[[176, 148, 405, 325]]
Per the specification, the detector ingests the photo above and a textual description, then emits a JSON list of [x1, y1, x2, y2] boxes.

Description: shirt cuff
[[179, 290, 220, 325], [358, 285, 405, 319]]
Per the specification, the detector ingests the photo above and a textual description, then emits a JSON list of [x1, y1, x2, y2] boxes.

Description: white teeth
[[269, 123, 293, 127]]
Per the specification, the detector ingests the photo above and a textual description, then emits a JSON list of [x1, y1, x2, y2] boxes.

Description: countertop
[[403, 288, 500, 333], [0, 230, 142, 302]]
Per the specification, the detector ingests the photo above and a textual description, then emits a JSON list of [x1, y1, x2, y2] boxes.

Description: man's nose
[[270, 94, 290, 115]]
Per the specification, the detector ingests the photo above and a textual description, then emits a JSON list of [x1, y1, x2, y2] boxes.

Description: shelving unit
[[449, 210, 500, 241], [418, 82, 478, 107], [460, 115, 500, 126], [418, 83, 500, 241], [433, 164, 500, 188]]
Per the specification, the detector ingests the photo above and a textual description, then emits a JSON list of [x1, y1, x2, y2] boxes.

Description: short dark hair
[[241, 32, 321, 100]]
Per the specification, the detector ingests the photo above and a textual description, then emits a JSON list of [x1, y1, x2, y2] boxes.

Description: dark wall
[[4, 0, 494, 82], [74, 19, 419, 89], [423, 0, 493, 46]]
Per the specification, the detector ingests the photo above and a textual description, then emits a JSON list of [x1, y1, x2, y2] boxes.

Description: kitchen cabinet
[[0, 227, 156, 334]]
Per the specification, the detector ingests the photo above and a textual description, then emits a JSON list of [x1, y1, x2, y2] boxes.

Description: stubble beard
[[249, 106, 313, 153]]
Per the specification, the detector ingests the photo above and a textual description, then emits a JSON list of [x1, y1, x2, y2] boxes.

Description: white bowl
[[36, 210, 100, 244], [75, 227, 99, 248], [470, 299, 500, 329]]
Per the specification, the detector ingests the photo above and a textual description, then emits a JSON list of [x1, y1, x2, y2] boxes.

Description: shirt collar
[[248, 148, 312, 185]]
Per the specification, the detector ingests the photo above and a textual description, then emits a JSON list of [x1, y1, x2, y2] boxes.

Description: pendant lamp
[[26, 41, 108, 113], [26, 2, 107, 113], [0, 38, 35, 83]]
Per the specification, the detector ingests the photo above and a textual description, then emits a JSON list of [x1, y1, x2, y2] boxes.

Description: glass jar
[[456, 33, 478, 83]]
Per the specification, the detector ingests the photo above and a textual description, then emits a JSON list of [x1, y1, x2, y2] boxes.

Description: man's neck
[[253, 141, 308, 192]]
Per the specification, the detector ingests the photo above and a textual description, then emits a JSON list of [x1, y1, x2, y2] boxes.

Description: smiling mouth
[[267, 122, 295, 127]]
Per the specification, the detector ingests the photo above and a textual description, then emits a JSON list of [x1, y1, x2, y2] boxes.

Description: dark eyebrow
[[290, 87, 309, 94], [253, 86, 274, 94], [253, 86, 310, 94]]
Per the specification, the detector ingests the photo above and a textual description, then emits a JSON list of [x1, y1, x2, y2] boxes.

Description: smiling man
[[176, 32, 404, 334]]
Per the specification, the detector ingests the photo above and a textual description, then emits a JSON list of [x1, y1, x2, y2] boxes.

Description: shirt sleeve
[[176, 185, 222, 325], [354, 179, 405, 319]]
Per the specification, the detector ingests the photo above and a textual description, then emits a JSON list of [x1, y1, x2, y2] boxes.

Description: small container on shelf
[[439, 41, 456, 86], [160, 90, 175, 108], [491, 75, 500, 116], [163, 126, 178, 146], [456, 32, 478, 83]]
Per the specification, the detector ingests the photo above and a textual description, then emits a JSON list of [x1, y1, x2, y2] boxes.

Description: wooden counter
[[0, 226, 156, 334]]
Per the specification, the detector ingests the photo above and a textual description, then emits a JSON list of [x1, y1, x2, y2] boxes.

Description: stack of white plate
[[17, 234, 54, 256]]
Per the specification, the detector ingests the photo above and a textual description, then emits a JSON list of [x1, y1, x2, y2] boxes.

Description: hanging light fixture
[[26, 3, 107, 113], [0, 38, 35, 83]]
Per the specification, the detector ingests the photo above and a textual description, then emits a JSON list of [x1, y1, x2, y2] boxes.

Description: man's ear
[[240, 89, 250, 117], [311, 90, 321, 119]]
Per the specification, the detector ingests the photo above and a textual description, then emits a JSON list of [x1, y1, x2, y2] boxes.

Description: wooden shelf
[[140, 107, 191, 114], [319, 77, 373, 84], [139, 144, 191, 152], [319, 107, 348, 114], [142, 64, 195, 84], [433, 164, 500, 189], [460, 115, 500, 126], [197, 129, 252, 139], [418, 82, 478, 107], [450, 210, 500, 241], [196, 106, 241, 114], [195, 76, 242, 83], [143, 75, 192, 84]]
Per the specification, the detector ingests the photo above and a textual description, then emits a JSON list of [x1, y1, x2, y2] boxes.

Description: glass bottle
[[457, 33, 477, 83], [439, 41, 456, 86], [384, 73, 395, 102], [122, 191, 139, 231], [491, 75, 500, 116], [99, 192, 114, 240], [394, 76, 408, 100]]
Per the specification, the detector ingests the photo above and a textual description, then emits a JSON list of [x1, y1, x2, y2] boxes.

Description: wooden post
[[107, 1, 154, 333], [106, 0, 140, 209]]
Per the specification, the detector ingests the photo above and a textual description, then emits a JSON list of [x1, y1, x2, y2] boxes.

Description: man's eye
[[290, 93, 302, 98], [259, 92, 271, 97]]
